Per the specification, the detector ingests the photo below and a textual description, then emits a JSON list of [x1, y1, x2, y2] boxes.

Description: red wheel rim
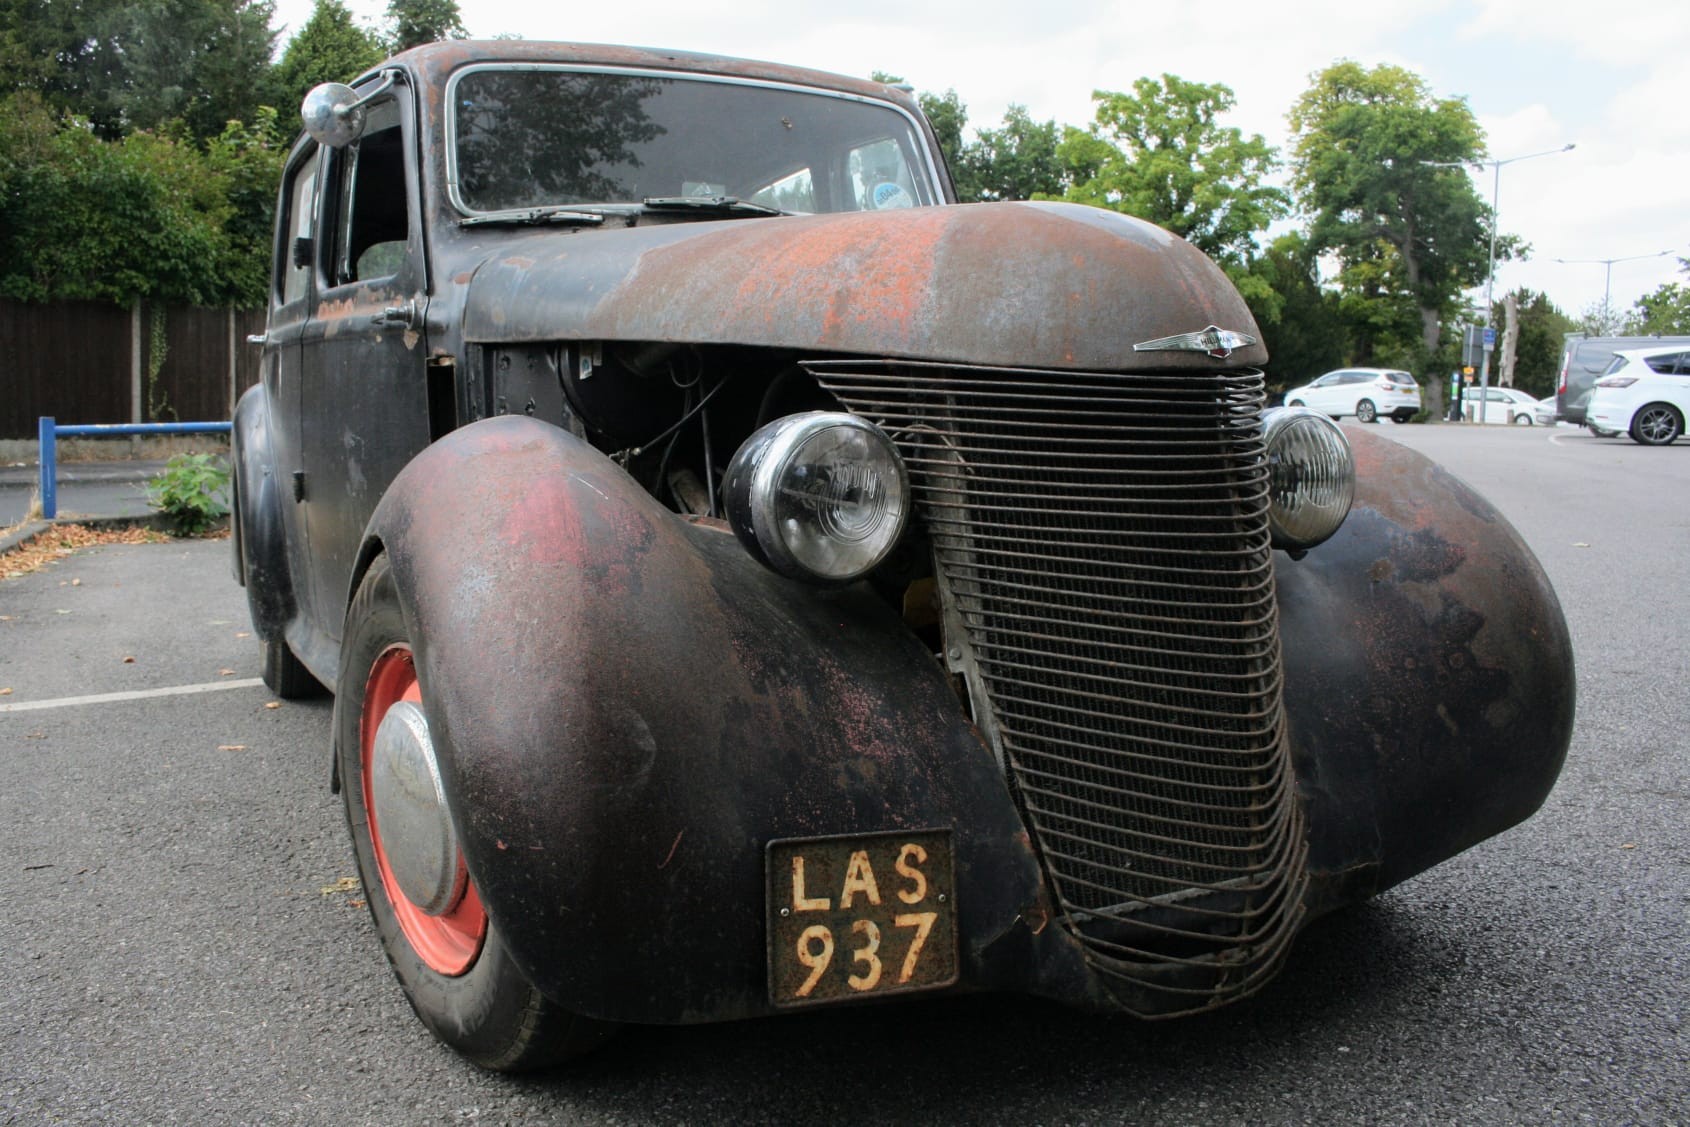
[[361, 644, 487, 976]]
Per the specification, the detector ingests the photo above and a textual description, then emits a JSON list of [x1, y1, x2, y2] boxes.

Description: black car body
[[231, 41, 1575, 1069]]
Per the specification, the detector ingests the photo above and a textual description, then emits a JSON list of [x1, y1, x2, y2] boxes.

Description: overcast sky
[[272, 0, 1688, 321]]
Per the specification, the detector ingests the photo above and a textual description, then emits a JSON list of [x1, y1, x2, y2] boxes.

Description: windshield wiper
[[459, 206, 606, 228], [640, 196, 786, 217]]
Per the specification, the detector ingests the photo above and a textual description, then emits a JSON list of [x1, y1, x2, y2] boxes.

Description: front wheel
[[1288, 399, 1305, 408], [1355, 399, 1378, 423], [1631, 403, 1683, 445], [1513, 413, 1533, 426], [337, 555, 614, 1070]]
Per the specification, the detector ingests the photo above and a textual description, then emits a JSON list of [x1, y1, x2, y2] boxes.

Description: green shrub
[[147, 453, 230, 535]]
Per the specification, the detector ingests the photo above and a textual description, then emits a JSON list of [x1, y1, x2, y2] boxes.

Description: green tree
[[874, 75, 1060, 204], [275, 0, 386, 108], [1238, 232, 1348, 389], [0, 93, 238, 306], [102, 0, 281, 140], [916, 88, 968, 192], [1, 0, 279, 142], [1288, 61, 1494, 413], [960, 104, 1062, 202], [386, 0, 465, 51], [1625, 259, 1690, 334], [1059, 75, 1287, 266]]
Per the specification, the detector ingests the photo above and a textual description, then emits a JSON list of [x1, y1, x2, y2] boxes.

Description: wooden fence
[[0, 299, 265, 439]]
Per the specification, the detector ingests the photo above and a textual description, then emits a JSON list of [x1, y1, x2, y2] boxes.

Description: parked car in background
[[1283, 368, 1421, 422], [1467, 385, 1541, 425], [1556, 333, 1690, 431], [1586, 345, 1690, 445]]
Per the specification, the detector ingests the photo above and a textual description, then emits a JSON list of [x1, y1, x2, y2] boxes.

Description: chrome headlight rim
[[724, 411, 910, 584], [1262, 406, 1355, 552]]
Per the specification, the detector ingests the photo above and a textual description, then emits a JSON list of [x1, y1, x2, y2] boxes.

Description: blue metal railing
[[36, 416, 231, 521]]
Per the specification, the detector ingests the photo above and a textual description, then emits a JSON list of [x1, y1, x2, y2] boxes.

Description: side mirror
[[302, 83, 366, 149], [301, 70, 398, 149]]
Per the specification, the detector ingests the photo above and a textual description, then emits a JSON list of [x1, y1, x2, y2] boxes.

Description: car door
[[1305, 373, 1345, 414], [263, 140, 321, 619], [297, 84, 432, 640]]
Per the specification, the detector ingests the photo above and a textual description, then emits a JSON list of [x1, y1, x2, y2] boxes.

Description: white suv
[[1587, 345, 1690, 445], [1283, 368, 1421, 423]]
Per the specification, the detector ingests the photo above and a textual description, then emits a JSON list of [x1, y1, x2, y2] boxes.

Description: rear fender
[[357, 416, 1084, 1023], [231, 384, 296, 641]]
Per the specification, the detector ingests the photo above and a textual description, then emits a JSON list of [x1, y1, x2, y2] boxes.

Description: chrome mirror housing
[[301, 70, 398, 149]]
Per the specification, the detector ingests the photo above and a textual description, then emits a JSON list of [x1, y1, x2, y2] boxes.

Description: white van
[[1557, 334, 1690, 430]]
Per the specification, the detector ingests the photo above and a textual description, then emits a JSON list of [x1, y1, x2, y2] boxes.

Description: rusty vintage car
[[231, 40, 1575, 1069]]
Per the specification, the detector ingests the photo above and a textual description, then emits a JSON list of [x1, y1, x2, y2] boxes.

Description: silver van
[[1558, 334, 1690, 429]]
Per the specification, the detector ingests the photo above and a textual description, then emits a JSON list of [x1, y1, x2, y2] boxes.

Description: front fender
[[1278, 427, 1575, 908], [358, 416, 1093, 1023]]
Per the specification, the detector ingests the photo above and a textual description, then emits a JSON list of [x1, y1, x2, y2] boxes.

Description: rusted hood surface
[[459, 201, 1265, 371]]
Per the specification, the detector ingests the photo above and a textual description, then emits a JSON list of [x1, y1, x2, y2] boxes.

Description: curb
[[0, 519, 51, 557], [0, 512, 209, 558]]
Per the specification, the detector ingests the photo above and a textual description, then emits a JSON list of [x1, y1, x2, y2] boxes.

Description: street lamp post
[[1553, 250, 1676, 328], [1426, 144, 1575, 422]]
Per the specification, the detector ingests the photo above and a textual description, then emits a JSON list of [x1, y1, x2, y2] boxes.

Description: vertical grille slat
[[810, 358, 1308, 1016]]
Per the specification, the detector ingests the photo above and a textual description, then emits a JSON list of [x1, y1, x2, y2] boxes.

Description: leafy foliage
[[1626, 259, 1690, 334], [146, 453, 231, 534], [877, 75, 1061, 204], [0, 0, 279, 143], [1237, 233, 1349, 389], [387, 0, 466, 51], [275, 0, 386, 108], [0, 92, 282, 307], [1288, 60, 1493, 400], [1060, 76, 1287, 266]]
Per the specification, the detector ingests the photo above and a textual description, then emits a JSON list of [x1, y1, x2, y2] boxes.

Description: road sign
[[1482, 327, 1496, 350]]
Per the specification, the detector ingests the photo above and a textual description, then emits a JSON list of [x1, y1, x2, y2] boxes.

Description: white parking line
[[0, 678, 267, 714]]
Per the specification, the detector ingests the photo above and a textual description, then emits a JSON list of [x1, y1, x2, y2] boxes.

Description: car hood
[[458, 201, 1266, 372]]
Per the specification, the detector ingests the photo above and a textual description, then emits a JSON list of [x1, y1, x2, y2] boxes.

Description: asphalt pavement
[[1, 423, 1686, 1125]]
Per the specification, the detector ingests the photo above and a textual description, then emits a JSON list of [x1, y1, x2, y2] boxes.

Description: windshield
[[449, 67, 938, 216]]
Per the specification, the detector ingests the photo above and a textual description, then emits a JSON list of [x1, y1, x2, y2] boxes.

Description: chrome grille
[[809, 359, 1308, 1014]]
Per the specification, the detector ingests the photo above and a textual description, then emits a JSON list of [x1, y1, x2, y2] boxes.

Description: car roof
[[1614, 344, 1690, 360]]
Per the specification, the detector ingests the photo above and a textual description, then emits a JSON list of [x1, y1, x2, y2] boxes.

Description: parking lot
[[2, 424, 1686, 1125]]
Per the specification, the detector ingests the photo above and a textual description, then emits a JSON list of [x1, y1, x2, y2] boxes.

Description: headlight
[[1262, 407, 1354, 551], [723, 412, 910, 583]]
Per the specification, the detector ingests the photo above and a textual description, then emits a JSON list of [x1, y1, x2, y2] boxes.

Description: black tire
[[261, 636, 324, 698], [1512, 414, 1533, 425], [1355, 399, 1378, 423], [1630, 403, 1682, 446], [337, 554, 614, 1070]]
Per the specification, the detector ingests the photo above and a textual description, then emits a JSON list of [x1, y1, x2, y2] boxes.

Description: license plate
[[766, 829, 958, 1007]]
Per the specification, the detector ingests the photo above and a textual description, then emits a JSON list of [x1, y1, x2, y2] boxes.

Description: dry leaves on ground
[[1, 524, 169, 580]]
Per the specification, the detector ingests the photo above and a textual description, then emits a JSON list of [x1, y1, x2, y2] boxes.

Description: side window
[[1313, 374, 1338, 388], [278, 147, 321, 306], [329, 99, 409, 285], [848, 138, 919, 211], [1645, 352, 1689, 375]]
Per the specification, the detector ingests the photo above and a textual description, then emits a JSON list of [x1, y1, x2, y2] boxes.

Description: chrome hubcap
[[370, 700, 465, 915]]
